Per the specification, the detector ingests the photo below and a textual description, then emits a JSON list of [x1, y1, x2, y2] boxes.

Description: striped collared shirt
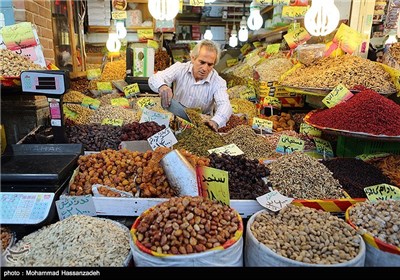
[[148, 61, 232, 128]]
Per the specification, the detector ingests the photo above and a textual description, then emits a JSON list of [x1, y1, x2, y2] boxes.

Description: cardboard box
[[133, 47, 155, 77]]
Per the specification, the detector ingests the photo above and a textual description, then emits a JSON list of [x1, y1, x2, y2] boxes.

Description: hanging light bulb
[[106, 32, 121, 52], [204, 28, 213, 40], [304, 0, 340, 36], [148, 0, 179, 21], [229, 24, 238, 48], [238, 16, 248, 42], [247, 1, 263, 31], [115, 21, 127, 39]]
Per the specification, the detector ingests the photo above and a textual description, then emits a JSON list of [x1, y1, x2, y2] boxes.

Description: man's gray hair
[[191, 39, 221, 65]]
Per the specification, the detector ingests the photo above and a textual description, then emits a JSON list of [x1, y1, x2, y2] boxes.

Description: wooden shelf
[[88, 25, 153, 33]]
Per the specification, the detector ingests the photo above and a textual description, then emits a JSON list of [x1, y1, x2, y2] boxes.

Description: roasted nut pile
[[209, 153, 271, 199], [230, 98, 258, 120], [1, 226, 13, 251], [268, 153, 345, 199], [101, 59, 126, 81], [254, 57, 293, 82], [227, 85, 253, 99], [250, 205, 362, 265], [281, 55, 397, 94], [0, 49, 44, 76], [348, 200, 400, 247], [64, 104, 94, 125], [89, 105, 140, 124], [134, 196, 241, 255], [6, 215, 130, 267], [63, 90, 87, 103], [70, 78, 90, 93], [223, 125, 279, 160]]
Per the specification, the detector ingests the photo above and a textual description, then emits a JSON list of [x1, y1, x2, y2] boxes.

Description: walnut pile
[[281, 55, 397, 94]]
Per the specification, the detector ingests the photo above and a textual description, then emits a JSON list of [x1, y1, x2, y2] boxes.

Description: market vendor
[[148, 39, 232, 131]]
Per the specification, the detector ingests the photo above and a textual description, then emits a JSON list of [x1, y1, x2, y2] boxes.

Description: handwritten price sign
[[313, 137, 334, 158], [147, 127, 177, 150], [190, 0, 205, 6], [276, 135, 305, 154], [252, 117, 273, 133], [81, 97, 100, 110], [364, 184, 400, 201], [111, 97, 130, 108], [196, 166, 230, 206], [322, 83, 354, 108], [86, 68, 101, 80], [101, 118, 123, 126], [137, 97, 156, 108], [282, 6, 308, 18], [256, 190, 293, 212], [356, 153, 390, 162], [300, 123, 321, 137], [55, 195, 96, 220], [284, 27, 311, 49], [208, 143, 244, 156], [123, 83, 140, 98], [140, 107, 170, 127]]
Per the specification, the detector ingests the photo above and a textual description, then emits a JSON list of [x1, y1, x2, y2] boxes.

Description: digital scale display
[[20, 70, 68, 95], [0, 192, 55, 224]]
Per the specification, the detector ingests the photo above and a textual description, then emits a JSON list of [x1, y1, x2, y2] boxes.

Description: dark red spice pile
[[309, 89, 400, 136]]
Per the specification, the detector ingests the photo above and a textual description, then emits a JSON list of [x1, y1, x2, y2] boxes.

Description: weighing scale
[[0, 70, 83, 238]]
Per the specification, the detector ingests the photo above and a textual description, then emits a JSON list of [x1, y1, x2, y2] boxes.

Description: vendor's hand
[[159, 85, 173, 108], [206, 120, 219, 132]]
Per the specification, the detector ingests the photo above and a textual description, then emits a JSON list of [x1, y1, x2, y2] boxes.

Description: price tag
[[252, 117, 273, 133], [226, 58, 238, 67], [276, 135, 305, 154], [322, 83, 354, 108], [263, 96, 282, 109], [112, 11, 127, 20], [196, 166, 230, 206], [147, 127, 177, 150], [63, 106, 78, 119], [231, 104, 239, 113], [123, 83, 140, 98], [282, 6, 308, 18], [266, 43, 281, 55], [96, 82, 113, 93], [288, 22, 301, 33], [101, 118, 123, 126], [284, 27, 311, 49], [137, 29, 154, 41], [111, 97, 130, 108], [258, 0, 273, 5], [81, 97, 101, 110], [176, 116, 195, 130], [300, 123, 321, 137], [333, 23, 363, 54], [86, 68, 101, 80], [208, 143, 244, 156], [147, 39, 159, 49], [55, 195, 96, 221], [253, 41, 262, 48], [364, 184, 400, 202], [313, 137, 334, 158], [190, 0, 205, 6], [239, 88, 257, 100], [137, 97, 156, 108], [273, 0, 290, 4], [240, 43, 251, 55], [140, 107, 170, 127], [256, 191, 293, 212], [356, 153, 391, 162]]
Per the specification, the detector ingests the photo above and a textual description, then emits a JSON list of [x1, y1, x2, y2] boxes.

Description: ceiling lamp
[[229, 24, 238, 48], [148, 0, 179, 21], [115, 21, 127, 39], [304, 0, 340, 36], [106, 32, 121, 52], [247, 1, 263, 31], [238, 16, 248, 42], [204, 28, 213, 40]]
